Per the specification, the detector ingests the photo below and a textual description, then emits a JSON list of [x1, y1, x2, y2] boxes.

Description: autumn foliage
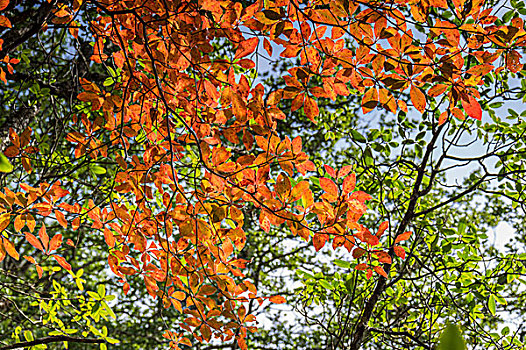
[[0, 0, 522, 348]]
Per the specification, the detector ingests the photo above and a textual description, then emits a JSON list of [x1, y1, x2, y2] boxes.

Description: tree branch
[[0, 335, 104, 350]]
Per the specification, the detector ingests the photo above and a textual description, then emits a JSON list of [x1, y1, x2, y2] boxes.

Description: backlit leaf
[[410, 85, 426, 113], [437, 324, 466, 350], [0, 153, 13, 172], [235, 37, 258, 60]]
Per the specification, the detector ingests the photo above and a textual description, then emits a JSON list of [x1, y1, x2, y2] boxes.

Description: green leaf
[[97, 284, 106, 297], [91, 166, 107, 175], [344, 277, 355, 294], [106, 337, 120, 344], [437, 324, 466, 350], [23, 330, 34, 341], [319, 279, 332, 290], [351, 129, 366, 143], [488, 294, 496, 316], [334, 259, 351, 269], [0, 154, 13, 173]]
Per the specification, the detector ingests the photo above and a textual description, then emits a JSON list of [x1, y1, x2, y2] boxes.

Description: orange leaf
[[377, 221, 388, 237], [237, 58, 255, 69], [361, 87, 378, 114], [342, 173, 356, 194], [337, 165, 352, 179], [304, 96, 319, 122], [55, 210, 67, 228], [438, 111, 448, 125], [0, 213, 9, 232], [429, 0, 448, 8], [23, 255, 36, 264], [0, 15, 11, 28], [14, 215, 24, 232], [25, 232, 44, 252], [269, 295, 286, 304], [312, 233, 327, 252], [393, 245, 406, 259], [39, 224, 49, 251], [104, 228, 115, 248], [349, 191, 372, 203], [428, 84, 448, 97], [263, 38, 272, 56], [0, 0, 8, 11], [291, 93, 304, 112], [49, 234, 63, 251], [52, 255, 71, 270], [461, 95, 482, 120], [395, 231, 412, 244], [320, 177, 338, 197], [324, 165, 336, 178], [235, 37, 258, 60], [373, 265, 388, 278], [291, 181, 310, 202], [410, 85, 426, 113], [3, 237, 18, 260]]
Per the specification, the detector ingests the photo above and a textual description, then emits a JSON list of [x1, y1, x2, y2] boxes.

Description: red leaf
[[393, 245, 406, 259], [235, 37, 258, 60], [410, 85, 426, 113], [4, 145, 19, 157], [269, 295, 286, 304], [461, 95, 482, 120], [352, 247, 366, 259], [342, 173, 356, 194], [395, 231, 412, 244], [320, 177, 338, 197], [52, 255, 71, 270], [25, 232, 44, 252], [355, 263, 368, 270]]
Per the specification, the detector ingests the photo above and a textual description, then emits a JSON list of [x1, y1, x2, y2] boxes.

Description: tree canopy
[[1, 0, 526, 349]]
